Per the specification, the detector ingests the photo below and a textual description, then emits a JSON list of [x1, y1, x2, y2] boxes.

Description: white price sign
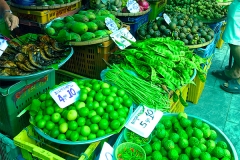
[[105, 17, 118, 33], [110, 28, 136, 50], [125, 106, 163, 138], [0, 38, 8, 57], [127, 0, 140, 13], [50, 82, 80, 108], [163, 13, 171, 24], [99, 142, 114, 160]]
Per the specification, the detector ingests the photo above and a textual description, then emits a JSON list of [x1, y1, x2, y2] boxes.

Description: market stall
[[0, 0, 238, 159]]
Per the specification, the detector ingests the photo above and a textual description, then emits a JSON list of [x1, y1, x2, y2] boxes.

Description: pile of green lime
[[29, 78, 133, 142], [142, 113, 233, 160]]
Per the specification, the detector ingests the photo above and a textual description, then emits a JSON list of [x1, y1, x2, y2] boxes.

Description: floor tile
[[223, 121, 240, 155], [185, 86, 232, 131], [230, 94, 240, 110], [227, 109, 240, 124]]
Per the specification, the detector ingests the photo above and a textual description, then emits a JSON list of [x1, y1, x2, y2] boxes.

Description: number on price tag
[[105, 17, 118, 33], [110, 28, 136, 50], [127, 0, 140, 13], [163, 13, 171, 24], [50, 82, 80, 108], [0, 38, 8, 57], [125, 106, 163, 138]]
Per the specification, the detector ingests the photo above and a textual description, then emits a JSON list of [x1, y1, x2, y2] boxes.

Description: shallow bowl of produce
[[30, 78, 134, 145], [114, 113, 238, 160], [164, 113, 238, 159], [0, 33, 74, 81]]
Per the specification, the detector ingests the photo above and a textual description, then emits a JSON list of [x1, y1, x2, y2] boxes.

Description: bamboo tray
[[110, 8, 151, 17], [9, 0, 81, 10]]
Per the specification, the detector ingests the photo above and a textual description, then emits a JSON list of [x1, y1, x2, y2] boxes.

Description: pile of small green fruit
[[138, 12, 215, 45], [45, 9, 122, 42]]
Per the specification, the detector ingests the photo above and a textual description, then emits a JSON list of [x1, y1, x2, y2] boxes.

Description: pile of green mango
[[45, 9, 122, 42], [36, 0, 76, 6]]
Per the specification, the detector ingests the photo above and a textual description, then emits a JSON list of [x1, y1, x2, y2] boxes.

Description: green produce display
[[124, 128, 152, 146], [142, 113, 234, 159], [102, 65, 170, 111], [138, 12, 215, 45], [35, 0, 76, 6], [165, 0, 228, 21], [106, 38, 206, 100], [45, 9, 122, 43], [29, 78, 133, 142]]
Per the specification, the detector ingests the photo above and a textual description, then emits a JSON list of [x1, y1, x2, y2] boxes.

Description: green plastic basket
[[114, 142, 146, 160], [0, 70, 55, 138], [123, 128, 152, 147]]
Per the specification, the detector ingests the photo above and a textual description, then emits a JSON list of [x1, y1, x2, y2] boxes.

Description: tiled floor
[[185, 43, 240, 158]]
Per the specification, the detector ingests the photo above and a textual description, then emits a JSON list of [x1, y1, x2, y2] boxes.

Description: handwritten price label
[[110, 28, 136, 50], [50, 82, 80, 108], [125, 106, 163, 138], [163, 13, 171, 24], [127, 0, 140, 13], [105, 17, 118, 33]]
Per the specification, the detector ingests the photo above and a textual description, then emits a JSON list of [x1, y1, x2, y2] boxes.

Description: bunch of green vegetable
[[125, 129, 151, 146], [113, 37, 207, 91], [103, 65, 170, 111]]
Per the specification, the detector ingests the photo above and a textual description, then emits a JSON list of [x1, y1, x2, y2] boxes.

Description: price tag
[[125, 105, 163, 138], [50, 82, 80, 108], [99, 142, 114, 160], [105, 17, 118, 33], [127, 0, 140, 13], [0, 38, 8, 57], [110, 27, 136, 50], [101, 0, 108, 4], [163, 13, 171, 24]]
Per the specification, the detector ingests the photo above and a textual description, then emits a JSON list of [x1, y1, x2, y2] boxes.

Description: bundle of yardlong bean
[[103, 65, 170, 112]]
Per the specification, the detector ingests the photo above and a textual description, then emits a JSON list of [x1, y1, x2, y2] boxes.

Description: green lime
[[80, 126, 91, 137], [57, 134, 66, 140], [39, 94, 47, 101], [68, 121, 78, 130], [99, 119, 109, 130], [70, 131, 79, 141], [50, 128, 60, 138], [59, 122, 68, 133], [78, 107, 89, 117], [110, 120, 120, 130], [35, 114, 43, 123], [77, 117, 86, 126], [37, 119, 46, 129], [75, 101, 86, 110], [190, 146, 202, 158], [106, 105, 114, 113], [96, 130, 105, 137], [90, 124, 99, 133], [67, 110, 78, 121], [45, 121, 55, 130], [51, 113, 61, 123], [109, 111, 119, 120], [91, 115, 101, 123]]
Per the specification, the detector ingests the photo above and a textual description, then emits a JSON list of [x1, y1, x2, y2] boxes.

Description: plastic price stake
[[110, 27, 136, 50], [125, 105, 163, 138], [105, 17, 118, 33], [163, 13, 171, 24], [0, 38, 8, 57], [50, 82, 80, 108], [127, 0, 140, 13], [99, 142, 113, 160]]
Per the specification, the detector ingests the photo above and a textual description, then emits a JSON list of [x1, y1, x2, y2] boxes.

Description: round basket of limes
[[28, 78, 133, 144]]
